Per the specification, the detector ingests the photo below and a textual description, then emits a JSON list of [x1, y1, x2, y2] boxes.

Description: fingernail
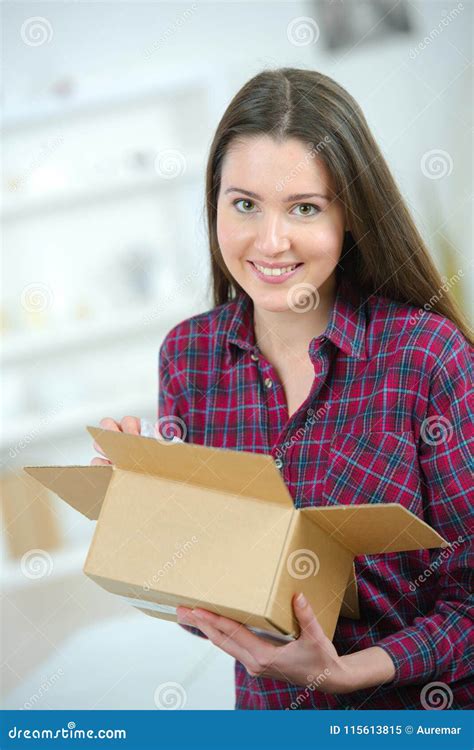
[[296, 592, 307, 606]]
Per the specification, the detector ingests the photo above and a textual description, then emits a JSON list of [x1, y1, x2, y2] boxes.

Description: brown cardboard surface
[[24, 465, 113, 520], [301, 504, 448, 554], [87, 426, 294, 508], [266, 511, 354, 641], [1, 471, 62, 557], [23, 425, 450, 641]]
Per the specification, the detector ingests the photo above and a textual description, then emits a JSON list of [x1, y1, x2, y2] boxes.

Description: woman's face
[[216, 135, 348, 312]]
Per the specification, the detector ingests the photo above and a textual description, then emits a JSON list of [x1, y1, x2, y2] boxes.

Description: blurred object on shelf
[[318, 0, 412, 51], [108, 244, 157, 304], [123, 148, 155, 174], [6, 174, 26, 194], [50, 76, 77, 99], [74, 300, 93, 321], [1, 471, 62, 559], [19, 280, 56, 333], [419, 185, 469, 317], [437, 237, 468, 314], [0, 305, 11, 334], [22, 307, 50, 332]]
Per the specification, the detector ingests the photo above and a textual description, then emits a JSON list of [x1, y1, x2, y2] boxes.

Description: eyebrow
[[224, 187, 330, 202]]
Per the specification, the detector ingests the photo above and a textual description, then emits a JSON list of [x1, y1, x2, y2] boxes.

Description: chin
[[250, 289, 295, 312]]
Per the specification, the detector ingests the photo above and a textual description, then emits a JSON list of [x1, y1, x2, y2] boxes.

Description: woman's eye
[[233, 199, 256, 213], [292, 203, 320, 216], [232, 199, 320, 216]]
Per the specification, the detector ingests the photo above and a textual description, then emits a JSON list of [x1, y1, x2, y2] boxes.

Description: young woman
[[92, 68, 473, 710]]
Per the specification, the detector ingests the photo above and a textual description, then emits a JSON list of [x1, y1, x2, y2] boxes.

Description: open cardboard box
[[24, 426, 449, 642]]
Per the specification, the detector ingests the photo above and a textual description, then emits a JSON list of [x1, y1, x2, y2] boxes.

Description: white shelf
[[2, 153, 204, 221], [2, 391, 161, 454], [1, 67, 213, 132], [2, 297, 200, 365]]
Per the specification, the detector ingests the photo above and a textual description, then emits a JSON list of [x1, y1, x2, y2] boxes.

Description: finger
[[92, 439, 108, 456], [176, 607, 199, 626], [191, 613, 260, 670], [192, 608, 275, 661], [293, 593, 326, 642], [120, 416, 141, 435], [99, 417, 121, 431], [90, 457, 112, 466]]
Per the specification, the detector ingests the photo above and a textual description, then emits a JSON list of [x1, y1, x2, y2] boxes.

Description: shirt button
[[274, 458, 283, 469], [250, 352, 259, 361], [264, 377, 273, 389]]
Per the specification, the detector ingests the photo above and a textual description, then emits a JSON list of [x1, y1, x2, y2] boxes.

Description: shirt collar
[[224, 274, 368, 367]]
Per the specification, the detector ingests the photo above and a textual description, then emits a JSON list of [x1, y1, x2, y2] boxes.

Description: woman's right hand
[[90, 416, 141, 466]]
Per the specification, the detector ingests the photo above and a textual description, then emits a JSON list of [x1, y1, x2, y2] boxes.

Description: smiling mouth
[[249, 261, 304, 277]]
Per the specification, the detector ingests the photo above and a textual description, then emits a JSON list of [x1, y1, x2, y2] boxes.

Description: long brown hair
[[204, 67, 473, 346]]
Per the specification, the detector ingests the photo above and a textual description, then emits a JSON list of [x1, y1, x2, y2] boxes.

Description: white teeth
[[253, 263, 299, 276]]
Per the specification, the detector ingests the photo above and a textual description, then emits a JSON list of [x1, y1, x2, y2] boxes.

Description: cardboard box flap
[[301, 504, 448, 555], [86, 426, 294, 507], [23, 465, 113, 520]]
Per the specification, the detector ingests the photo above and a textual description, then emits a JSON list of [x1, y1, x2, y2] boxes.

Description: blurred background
[[1, 0, 472, 710]]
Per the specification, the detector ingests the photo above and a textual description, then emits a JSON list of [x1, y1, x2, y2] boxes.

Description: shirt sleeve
[[376, 332, 474, 686], [158, 335, 208, 641]]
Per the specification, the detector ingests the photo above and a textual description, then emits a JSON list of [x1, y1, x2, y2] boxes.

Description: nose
[[254, 212, 290, 255]]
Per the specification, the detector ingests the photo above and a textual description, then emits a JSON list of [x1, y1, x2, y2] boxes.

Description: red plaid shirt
[[157, 274, 473, 709]]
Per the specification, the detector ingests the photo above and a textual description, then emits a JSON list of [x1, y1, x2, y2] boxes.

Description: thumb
[[293, 592, 325, 641]]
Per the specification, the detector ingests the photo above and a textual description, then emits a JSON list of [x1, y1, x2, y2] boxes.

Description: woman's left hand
[[176, 592, 354, 692]]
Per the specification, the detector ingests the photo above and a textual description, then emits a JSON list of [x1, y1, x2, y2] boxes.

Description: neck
[[253, 274, 338, 361]]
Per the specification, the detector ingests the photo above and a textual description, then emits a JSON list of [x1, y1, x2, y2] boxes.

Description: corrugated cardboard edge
[[86, 425, 295, 508], [339, 562, 359, 619]]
